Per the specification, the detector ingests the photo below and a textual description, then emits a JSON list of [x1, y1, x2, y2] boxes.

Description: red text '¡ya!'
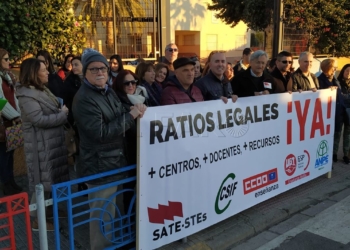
[[287, 97, 332, 145]]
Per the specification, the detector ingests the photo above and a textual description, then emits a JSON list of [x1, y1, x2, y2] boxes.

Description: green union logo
[[315, 140, 329, 168]]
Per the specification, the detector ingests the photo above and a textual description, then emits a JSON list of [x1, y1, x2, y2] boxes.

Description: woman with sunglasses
[[136, 62, 162, 106], [112, 69, 146, 215], [0, 48, 23, 196]]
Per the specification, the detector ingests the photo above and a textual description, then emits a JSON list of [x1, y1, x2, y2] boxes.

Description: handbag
[[5, 123, 24, 152], [64, 123, 76, 157]]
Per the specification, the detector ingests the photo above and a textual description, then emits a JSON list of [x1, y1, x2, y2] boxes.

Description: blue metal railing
[[51, 165, 136, 250]]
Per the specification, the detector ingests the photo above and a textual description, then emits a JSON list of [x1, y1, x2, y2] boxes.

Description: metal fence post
[[36, 184, 48, 250]]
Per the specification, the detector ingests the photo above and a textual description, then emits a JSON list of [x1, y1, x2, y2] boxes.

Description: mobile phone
[[57, 97, 64, 108]]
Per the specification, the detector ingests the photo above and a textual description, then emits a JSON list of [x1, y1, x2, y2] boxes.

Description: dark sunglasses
[[167, 48, 178, 52], [281, 60, 293, 64], [2, 58, 9, 62], [124, 80, 138, 86]]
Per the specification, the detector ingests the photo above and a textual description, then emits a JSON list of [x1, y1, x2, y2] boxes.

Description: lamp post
[[273, 0, 284, 58], [112, 0, 117, 54]]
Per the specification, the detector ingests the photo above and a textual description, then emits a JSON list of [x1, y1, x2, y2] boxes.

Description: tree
[[0, 0, 85, 62], [78, 0, 150, 55], [208, 0, 350, 56]]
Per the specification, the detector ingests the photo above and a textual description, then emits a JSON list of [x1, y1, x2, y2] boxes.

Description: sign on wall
[[137, 90, 336, 249]]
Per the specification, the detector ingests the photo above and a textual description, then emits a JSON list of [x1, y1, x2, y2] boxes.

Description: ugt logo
[[315, 140, 329, 168], [215, 173, 237, 214]]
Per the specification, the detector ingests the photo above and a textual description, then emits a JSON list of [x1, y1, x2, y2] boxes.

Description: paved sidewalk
[[1, 160, 349, 250]]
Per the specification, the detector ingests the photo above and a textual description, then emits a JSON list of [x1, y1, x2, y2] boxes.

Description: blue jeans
[[0, 142, 14, 184]]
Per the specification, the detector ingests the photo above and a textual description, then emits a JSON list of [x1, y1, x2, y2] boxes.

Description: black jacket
[[64, 74, 82, 124], [270, 67, 291, 93], [48, 73, 65, 100], [339, 78, 350, 108], [195, 71, 233, 101], [72, 82, 134, 185], [231, 67, 275, 97], [289, 68, 319, 91], [233, 61, 246, 76]]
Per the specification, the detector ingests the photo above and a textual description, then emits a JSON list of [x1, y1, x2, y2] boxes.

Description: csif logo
[[215, 173, 237, 214], [315, 140, 329, 168]]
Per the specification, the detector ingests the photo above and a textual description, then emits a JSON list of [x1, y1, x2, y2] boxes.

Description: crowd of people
[[0, 43, 349, 249]]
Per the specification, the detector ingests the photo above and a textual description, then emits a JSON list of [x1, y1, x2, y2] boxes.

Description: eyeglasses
[[87, 67, 108, 74], [167, 48, 178, 53], [2, 58, 9, 62], [281, 60, 293, 64], [124, 80, 138, 86]]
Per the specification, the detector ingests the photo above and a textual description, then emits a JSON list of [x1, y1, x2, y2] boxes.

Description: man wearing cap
[[160, 43, 179, 76], [72, 48, 146, 250], [161, 57, 203, 105], [195, 51, 238, 103]]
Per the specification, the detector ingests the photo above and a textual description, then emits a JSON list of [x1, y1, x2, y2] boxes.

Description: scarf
[[43, 86, 59, 107], [0, 70, 15, 89]]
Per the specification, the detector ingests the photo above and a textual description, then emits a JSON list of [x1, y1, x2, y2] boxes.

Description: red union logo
[[285, 154, 297, 176], [243, 168, 278, 195], [147, 201, 183, 224]]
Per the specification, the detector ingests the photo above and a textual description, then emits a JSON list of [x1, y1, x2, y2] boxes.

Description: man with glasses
[[195, 51, 238, 103], [232, 50, 275, 97], [161, 43, 179, 76], [73, 48, 146, 250], [270, 51, 293, 93], [287, 51, 319, 92]]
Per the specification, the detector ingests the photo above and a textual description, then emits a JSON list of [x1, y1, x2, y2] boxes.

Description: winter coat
[[16, 86, 69, 192], [287, 68, 319, 91], [161, 76, 204, 105], [231, 67, 276, 97], [64, 73, 82, 124], [195, 71, 233, 101], [270, 67, 291, 93], [72, 82, 134, 185]]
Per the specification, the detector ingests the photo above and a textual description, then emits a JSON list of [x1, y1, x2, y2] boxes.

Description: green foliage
[[208, 0, 350, 56], [0, 0, 85, 62]]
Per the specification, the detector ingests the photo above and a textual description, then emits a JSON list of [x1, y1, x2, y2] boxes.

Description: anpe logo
[[243, 168, 278, 195], [315, 140, 329, 168], [215, 173, 237, 215], [284, 154, 297, 176]]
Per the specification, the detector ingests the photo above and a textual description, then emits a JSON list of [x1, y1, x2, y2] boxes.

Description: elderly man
[[232, 50, 275, 97], [270, 51, 293, 93], [161, 57, 203, 105], [160, 43, 178, 76], [72, 49, 146, 250], [195, 51, 238, 103], [287, 51, 319, 92]]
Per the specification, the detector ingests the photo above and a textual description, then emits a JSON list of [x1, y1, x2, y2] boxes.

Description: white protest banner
[[137, 90, 336, 249]]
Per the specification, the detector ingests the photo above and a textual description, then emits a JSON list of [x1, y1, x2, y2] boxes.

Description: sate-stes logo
[[147, 201, 207, 241], [315, 140, 329, 169], [243, 168, 278, 195]]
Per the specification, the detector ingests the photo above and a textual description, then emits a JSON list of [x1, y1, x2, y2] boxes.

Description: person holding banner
[[287, 51, 319, 92], [195, 51, 238, 103], [231, 50, 275, 97], [161, 57, 204, 105], [73, 49, 146, 250], [318, 59, 348, 164]]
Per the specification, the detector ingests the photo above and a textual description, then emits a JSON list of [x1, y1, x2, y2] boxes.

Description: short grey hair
[[249, 50, 268, 62], [165, 43, 177, 51], [298, 51, 313, 61]]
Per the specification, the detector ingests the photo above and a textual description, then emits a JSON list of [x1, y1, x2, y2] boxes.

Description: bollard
[[36, 184, 49, 250]]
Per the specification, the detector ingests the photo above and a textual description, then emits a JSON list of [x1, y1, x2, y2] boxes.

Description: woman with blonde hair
[[318, 59, 348, 164]]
